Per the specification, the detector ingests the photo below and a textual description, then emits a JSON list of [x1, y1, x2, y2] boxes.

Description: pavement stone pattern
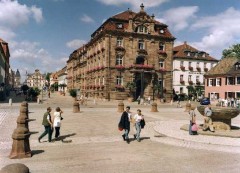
[[1, 92, 240, 172]]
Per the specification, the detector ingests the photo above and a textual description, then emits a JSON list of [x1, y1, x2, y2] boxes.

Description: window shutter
[[207, 79, 209, 86], [213, 79, 216, 86], [219, 78, 221, 86]]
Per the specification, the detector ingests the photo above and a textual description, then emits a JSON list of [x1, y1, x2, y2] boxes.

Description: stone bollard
[[185, 103, 191, 112], [9, 98, 12, 106], [20, 107, 29, 120], [117, 101, 124, 113], [9, 126, 31, 159], [17, 115, 29, 129], [20, 102, 29, 118], [73, 101, 80, 113], [151, 102, 158, 112], [0, 163, 29, 173]]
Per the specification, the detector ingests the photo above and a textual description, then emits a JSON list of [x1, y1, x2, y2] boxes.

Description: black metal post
[[161, 72, 163, 98], [140, 70, 144, 98]]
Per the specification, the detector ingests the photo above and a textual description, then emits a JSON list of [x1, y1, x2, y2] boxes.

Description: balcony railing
[[180, 80, 185, 85], [188, 81, 193, 85], [129, 64, 154, 70], [196, 67, 201, 72], [188, 66, 193, 71], [180, 66, 185, 71], [115, 65, 125, 70], [204, 67, 208, 72], [158, 50, 167, 55]]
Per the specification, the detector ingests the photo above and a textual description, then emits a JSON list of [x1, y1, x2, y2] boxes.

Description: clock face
[[160, 29, 164, 34], [117, 23, 123, 28]]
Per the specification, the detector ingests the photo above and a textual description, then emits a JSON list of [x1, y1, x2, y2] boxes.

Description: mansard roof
[[91, 6, 174, 39], [173, 41, 218, 62], [205, 56, 239, 77]]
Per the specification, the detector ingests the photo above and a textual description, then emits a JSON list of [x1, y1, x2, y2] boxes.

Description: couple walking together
[[38, 107, 63, 142], [118, 106, 145, 144]]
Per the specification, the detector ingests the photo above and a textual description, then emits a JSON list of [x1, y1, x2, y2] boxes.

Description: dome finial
[[140, 3, 144, 12]]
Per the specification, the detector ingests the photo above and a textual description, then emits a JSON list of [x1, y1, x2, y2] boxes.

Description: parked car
[[200, 97, 210, 105]]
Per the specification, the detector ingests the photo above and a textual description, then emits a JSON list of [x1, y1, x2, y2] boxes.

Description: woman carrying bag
[[189, 106, 198, 135], [133, 109, 144, 142]]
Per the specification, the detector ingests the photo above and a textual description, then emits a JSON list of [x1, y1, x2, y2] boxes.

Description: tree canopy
[[222, 44, 240, 59]]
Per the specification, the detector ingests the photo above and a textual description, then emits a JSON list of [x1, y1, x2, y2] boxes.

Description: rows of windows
[[180, 61, 214, 68], [208, 77, 240, 86], [116, 37, 165, 51], [180, 75, 201, 83]]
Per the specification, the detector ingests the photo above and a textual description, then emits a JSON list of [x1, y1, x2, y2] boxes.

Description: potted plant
[[69, 89, 77, 100], [28, 87, 41, 101]]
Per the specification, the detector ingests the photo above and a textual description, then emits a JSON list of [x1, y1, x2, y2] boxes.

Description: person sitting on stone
[[203, 104, 215, 132]]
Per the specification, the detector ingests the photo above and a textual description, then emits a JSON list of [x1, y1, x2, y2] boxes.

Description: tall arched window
[[116, 55, 123, 65], [138, 40, 144, 50]]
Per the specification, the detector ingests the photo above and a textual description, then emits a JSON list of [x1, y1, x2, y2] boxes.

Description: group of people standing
[[118, 106, 145, 144], [189, 104, 215, 135], [38, 107, 63, 143]]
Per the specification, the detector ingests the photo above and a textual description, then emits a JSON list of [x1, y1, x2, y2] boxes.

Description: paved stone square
[[1, 92, 240, 173]]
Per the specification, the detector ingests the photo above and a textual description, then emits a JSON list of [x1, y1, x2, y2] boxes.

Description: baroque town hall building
[[67, 4, 175, 101]]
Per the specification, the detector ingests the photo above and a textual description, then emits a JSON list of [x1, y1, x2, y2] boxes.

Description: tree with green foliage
[[69, 89, 77, 98], [222, 44, 240, 59], [45, 72, 51, 86], [21, 85, 29, 95], [125, 82, 136, 98]]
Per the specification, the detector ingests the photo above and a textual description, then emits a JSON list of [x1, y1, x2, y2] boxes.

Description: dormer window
[[187, 52, 191, 56], [235, 63, 240, 70], [159, 29, 164, 34], [136, 25, 148, 33], [116, 23, 123, 29], [159, 42, 165, 51], [202, 53, 206, 57]]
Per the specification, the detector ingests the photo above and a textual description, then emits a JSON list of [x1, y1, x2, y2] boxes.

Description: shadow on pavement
[[56, 133, 76, 143], [30, 131, 39, 135], [32, 150, 44, 156]]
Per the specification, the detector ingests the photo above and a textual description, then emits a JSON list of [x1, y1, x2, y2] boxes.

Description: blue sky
[[1, 0, 240, 78]]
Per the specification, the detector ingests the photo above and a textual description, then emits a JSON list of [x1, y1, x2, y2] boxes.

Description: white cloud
[[157, 6, 199, 31], [66, 39, 87, 49], [10, 41, 67, 75], [0, 0, 43, 28], [31, 6, 43, 24], [97, 0, 169, 10], [190, 7, 240, 59], [80, 14, 95, 23]]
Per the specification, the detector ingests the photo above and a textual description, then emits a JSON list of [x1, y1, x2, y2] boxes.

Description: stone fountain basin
[[197, 106, 240, 120]]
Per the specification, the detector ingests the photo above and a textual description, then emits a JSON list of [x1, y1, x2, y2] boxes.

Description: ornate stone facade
[[67, 4, 175, 101]]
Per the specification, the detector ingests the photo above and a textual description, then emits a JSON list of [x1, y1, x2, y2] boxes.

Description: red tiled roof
[[173, 41, 218, 61], [0, 38, 10, 60]]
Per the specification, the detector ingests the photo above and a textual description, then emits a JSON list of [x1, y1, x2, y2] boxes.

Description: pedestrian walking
[[189, 106, 197, 135], [147, 96, 151, 105], [118, 106, 131, 144], [133, 109, 144, 142], [48, 91, 51, 98], [53, 107, 63, 140], [177, 95, 181, 108], [137, 96, 141, 105], [203, 104, 214, 132], [38, 107, 53, 143]]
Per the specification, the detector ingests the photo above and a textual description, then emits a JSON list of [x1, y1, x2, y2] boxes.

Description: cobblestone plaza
[[0, 93, 240, 172]]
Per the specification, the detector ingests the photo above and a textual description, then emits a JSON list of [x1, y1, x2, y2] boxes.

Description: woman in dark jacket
[[118, 106, 131, 144]]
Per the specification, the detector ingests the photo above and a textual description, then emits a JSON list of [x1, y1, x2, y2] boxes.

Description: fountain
[[197, 106, 240, 130]]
